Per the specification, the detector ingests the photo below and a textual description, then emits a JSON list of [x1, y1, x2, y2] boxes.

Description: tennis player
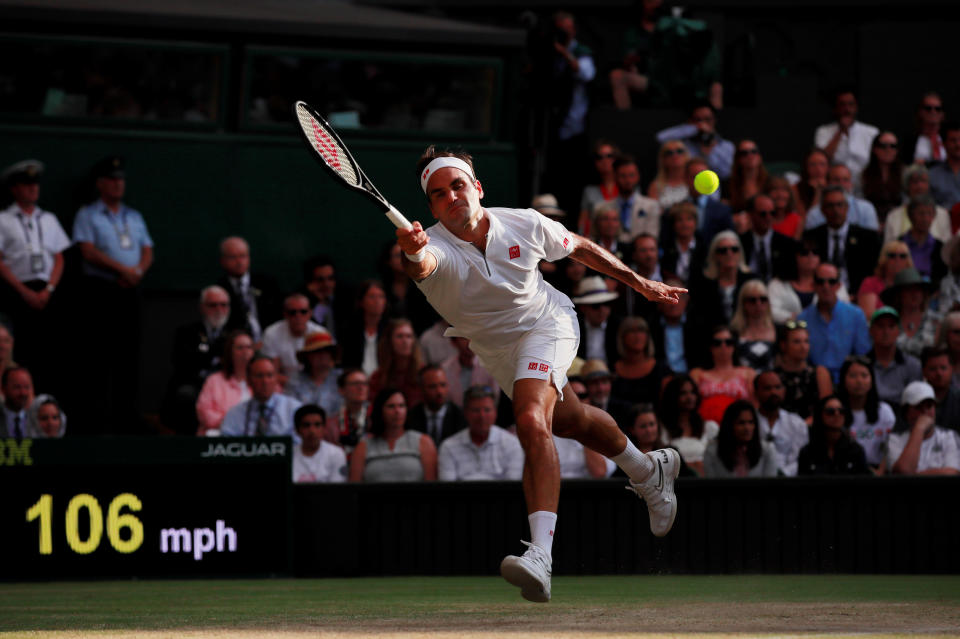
[[397, 147, 686, 603]]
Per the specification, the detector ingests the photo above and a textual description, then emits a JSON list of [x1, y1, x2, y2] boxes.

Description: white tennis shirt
[[416, 207, 574, 350]]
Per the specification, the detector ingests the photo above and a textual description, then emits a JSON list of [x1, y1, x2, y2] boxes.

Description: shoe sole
[[654, 448, 681, 537], [500, 557, 550, 603]]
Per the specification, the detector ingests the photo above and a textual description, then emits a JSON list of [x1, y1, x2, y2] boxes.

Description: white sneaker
[[627, 448, 680, 537], [500, 540, 552, 603]]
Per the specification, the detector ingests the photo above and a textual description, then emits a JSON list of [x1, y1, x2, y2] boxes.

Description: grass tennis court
[[2, 575, 959, 638]]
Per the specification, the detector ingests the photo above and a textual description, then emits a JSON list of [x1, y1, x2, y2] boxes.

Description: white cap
[[901, 381, 936, 407], [572, 276, 619, 305]]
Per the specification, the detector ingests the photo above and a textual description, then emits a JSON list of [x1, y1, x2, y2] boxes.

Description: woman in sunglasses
[[730, 280, 776, 372], [835, 356, 895, 471], [728, 140, 770, 213], [703, 399, 778, 477], [647, 141, 690, 210], [861, 132, 904, 224], [688, 230, 754, 328], [690, 325, 755, 424], [773, 321, 833, 421], [577, 140, 621, 236], [797, 395, 870, 476], [856, 240, 914, 321]]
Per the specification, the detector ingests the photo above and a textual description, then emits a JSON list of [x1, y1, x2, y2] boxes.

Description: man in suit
[[217, 236, 282, 343], [739, 194, 798, 283], [407, 365, 467, 446], [299, 255, 352, 342], [572, 276, 622, 366], [593, 155, 661, 243], [804, 185, 881, 294], [650, 277, 699, 373], [1, 366, 34, 438], [162, 284, 231, 433]]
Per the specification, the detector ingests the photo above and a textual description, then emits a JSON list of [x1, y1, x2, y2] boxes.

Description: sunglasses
[[798, 248, 817, 257], [204, 301, 229, 308], [663, 147, 686, 156], [285, 308, 310, 315], [886, 252, 909, 259], [875, 142, 898, 150], [823, 407, 843, 416], [744, 296, 768, 304], [754, 209, 775, 217], [737, 148, 760, 156], [594, 153, 615, 160], [711, 337, 736, 347], [785, 319, 807, 330], [922, 104, 943, 112], [716, 245, 740, 255], [814, 277, 840, 286]]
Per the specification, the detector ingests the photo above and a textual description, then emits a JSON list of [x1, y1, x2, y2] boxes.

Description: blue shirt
[[663, 322, 687, 373], [798, 300, 872, 383], [929, 162, 960, 210], [804, 195, 879, 231], [220, 392, 302, 439], [283, 370, 343, 417], [656, 122, 735, 180], [73, 200, 153, 279]]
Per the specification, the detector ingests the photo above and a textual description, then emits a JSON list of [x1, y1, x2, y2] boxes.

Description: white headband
[[420, 157, 476, 193]]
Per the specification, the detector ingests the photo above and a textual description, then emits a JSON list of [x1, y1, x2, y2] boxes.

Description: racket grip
[[384, 205, 413, 230]]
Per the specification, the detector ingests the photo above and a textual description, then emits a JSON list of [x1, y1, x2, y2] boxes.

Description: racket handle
[[384, 205, 413, 230]]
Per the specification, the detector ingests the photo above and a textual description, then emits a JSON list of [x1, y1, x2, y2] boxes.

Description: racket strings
[[296, 106, 359, 186]]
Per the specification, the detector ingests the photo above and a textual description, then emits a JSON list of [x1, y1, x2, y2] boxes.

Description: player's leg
[[553, 387, 680, 537]]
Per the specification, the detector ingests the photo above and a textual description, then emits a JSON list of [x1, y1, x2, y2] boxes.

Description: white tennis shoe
[[500, 540, 552, 603], [627, 448, 680, 537]]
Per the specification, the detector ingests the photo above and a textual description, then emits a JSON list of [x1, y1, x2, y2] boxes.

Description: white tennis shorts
[[470, 304, 580, 401]]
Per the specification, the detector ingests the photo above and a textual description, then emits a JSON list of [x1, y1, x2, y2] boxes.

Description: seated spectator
[[577, 140, 620, 236], [327, 368, 371, 455], [607, 0, 662, 109], [728, 140, 770, 213], [550, 258, 588, 300], [774, 320, 833, 421], [441, 337, 498, 409], [660, 374, 719, 476], [687, 230, 755, 326], [590, 208, 627, 260], [220, 355, 301, 437], [217, 236, 282, 342], [418, 318, 456, 366], [624, 403, 694, 477], [857, 241, 914, 322], [283, 330, 342, 417], [769, 238, 822, 324], [883, 164, 953, 245], [765, 176, 803, 240], [804, 165, 879, 232], [195, 330, 253, 435], [739, 194, 798, 285], [610, 317, 666, 408], [378, 241, 435, 335], [939, 236, 960, 315], [437, 385, 523, 481], [349, 388, 437, 482], [531, 194, 567, 279], [261, 293, 323, 384], [860, 131, 904, 224], [620, 233, 663, 318], [340, 280, 388, 376], [934, 311, 960, 387], [681, 158, 734, 247], [928, 122, 960, 211], [0, 324, 16, 402], [595, 154, 662, 243], [292, 405, 347, 484], [368, 319, 424, 406], [703, 399, 779, 477], [731, 280, 777, 372], [648, 142, 691, 211], [406, 365, 467, 446], [299, 255, 350, 340], [887, 381, 960, 475], [837, 355, 896, 470], [921, 346, 960, 433], [656, 102, 735, 180], [24, 394, 66, 438], [580, 359, 632, 432], [754, 370, 808, 476], [910, 91, 946, 166], [866, 307, 923, 410], [554, 432, 612, 478], [690, 325, 755, 423], [163, 285, 230, 433], [814, 88, 878, 191], [660, 202, 705, 285], [795, 148, 830, 215], [797, 395, 870, 476], [573, 276, 621, 366], [899, 196, 947, 287], [804, 185, 881, 294], [1, 366, 34, 438], [798, 263, 872, 383], [650, 276, 695, 373], [880, 268, 939, 358]]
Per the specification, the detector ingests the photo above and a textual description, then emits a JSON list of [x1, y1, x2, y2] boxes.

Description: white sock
[[611, 439, 655, 482], [528, 511, 557, 556]]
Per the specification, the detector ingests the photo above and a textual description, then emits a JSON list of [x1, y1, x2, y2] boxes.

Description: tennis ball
[[694, 169, 719, 195]]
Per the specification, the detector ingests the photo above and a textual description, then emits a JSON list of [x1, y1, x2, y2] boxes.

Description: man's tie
[[832, 232, 844, 268], [257, 403, 269, 435], [756, 241, 769, 281], [619, 198, 632, 231], [13, 414, 22, 439], [429, 414, 440, 443]]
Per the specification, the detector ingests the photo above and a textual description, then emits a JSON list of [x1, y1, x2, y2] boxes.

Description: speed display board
[[0, 437, 292, 579]]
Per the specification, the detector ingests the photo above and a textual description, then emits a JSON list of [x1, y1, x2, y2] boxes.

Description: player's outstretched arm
[[568, 234, 687, 304], [398, 221, 438, 282]]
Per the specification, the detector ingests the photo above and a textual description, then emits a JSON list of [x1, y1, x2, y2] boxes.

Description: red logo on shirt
[[539, 363, 549, 372], [509, 245, 521, 259], [528, 362, 538, 371], [563, 237, 569, 248]]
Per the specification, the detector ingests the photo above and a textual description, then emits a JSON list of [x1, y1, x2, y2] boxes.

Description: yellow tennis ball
[[694, 169, 719, 195]]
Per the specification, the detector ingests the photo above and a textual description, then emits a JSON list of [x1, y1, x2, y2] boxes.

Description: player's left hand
[[637, 279, 687, 304]]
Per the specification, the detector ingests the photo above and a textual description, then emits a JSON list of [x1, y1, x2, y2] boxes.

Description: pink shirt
[[196, 371, 251, 431]]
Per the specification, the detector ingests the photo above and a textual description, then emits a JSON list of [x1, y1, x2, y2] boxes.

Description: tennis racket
[[293, 100, 412, 230]]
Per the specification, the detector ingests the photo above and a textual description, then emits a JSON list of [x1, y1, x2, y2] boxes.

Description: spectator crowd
[[2, 10, 959, 483]]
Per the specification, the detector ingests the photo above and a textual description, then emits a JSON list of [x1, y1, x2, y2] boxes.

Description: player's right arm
[[397, 221, 438, 282]]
